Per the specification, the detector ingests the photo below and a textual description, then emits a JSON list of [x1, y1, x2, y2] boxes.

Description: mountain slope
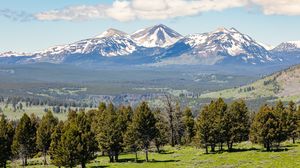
[[132, 24, 183, 48], [200, 64, 300, 102], [270, 41, 300, 65], [156, 27, 274, 65]]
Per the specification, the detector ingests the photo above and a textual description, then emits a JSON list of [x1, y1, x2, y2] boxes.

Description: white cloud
[[251, 0, 300, 16], [35, 5, 107, 21], [33, 0, 300, 22]]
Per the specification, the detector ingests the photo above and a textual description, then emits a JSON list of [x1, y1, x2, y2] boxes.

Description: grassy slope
[[200, 65, 300, 102], [9, 141, 300, 168]]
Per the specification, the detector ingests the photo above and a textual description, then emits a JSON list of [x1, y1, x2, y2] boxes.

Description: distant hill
[[200, 64, 300, 103]]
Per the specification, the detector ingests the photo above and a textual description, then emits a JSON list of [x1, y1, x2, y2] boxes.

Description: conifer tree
[[224, 100, 250, 150], [286, 101, 298, 143], [49, 121, 65, 167], [182, 107, 195, 144], [250, 104, 278, 151], [124, 123, 140, 162], [153, 109, 169, 153], [273, 100, 289, 146], [129, 102, 158, 162], [76, 112, 98, 168], [50, 112, 97, 168], [0, 115, 14, 168], [36, 111, 58, 165], [12, 113, 37, 166], [96, 103, 123, 162], [196, 105, 215, 153]]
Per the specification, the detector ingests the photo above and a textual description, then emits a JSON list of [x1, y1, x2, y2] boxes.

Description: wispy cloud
[[35, 0, 249, 22], [1, 0, 300, 22], [0, 9, 34, 22], [251, 0, 300, 16]]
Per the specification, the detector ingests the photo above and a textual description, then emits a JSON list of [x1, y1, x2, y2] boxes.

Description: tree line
[[0, 97, 300, 167]]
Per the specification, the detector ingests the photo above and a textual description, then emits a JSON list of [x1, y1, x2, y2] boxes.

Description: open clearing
[[8, 141, 300, 168]]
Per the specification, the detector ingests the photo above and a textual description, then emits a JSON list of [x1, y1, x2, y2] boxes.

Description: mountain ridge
[[0, 24, 299, 66]]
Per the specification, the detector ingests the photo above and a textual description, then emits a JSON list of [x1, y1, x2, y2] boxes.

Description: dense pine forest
[[0, 97, 300, 168]]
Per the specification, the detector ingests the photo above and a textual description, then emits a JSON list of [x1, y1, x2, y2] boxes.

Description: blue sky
[[1, 0, 300, 52]]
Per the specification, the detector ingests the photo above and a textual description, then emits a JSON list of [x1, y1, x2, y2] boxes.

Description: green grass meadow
[[8, 141, 300, 168]]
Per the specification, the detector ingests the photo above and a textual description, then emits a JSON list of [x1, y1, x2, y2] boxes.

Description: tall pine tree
[[0, 115, 14, 167]]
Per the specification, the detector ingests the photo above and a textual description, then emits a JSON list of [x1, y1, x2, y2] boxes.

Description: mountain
[[0, 51, 31, 57], [200, 64, 300, 102], [155, 27, 274, 65], [26, 28, 141, 64], [0, 25, 298, 66], [270, 41, 300, 65], [131, 24, 183, 48], [272, 41, 300, 52]]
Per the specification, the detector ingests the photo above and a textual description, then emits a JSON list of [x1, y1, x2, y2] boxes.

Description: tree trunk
[[211, 144, 215, 152], [266, 143, 270, 151], [293, 137, 295, 144], [108, 151, 114, 163], [145, 147, 149, 162], [115, 152, 119, 162], [43, 149, 47, 165], [156, 145, 160, 153], [135, 150, 138, 162], [24, 156, 27, 166], [205, 144, 208, 154], [81, 163, 86, 168]]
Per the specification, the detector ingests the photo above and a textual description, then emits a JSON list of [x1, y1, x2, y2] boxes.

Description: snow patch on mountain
[[132, 24, 183, 48]]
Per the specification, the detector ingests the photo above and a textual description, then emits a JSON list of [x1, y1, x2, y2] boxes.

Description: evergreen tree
[[0, 115, 14, 168], [129, 102, 158, 162], [182, 107, 195, 144], [12, 113, 37, 166], [76, 112, 98, 168], [196, 105, 215, 153], [224, 100, 250, 150], [96, 103, 123, 162], [286, 101, 298, 143], [213, 98, 227, 150], [49, 121, 65, 167], [153, 109, 169, 153], [250, 104, 278, 151], [124, 123, 140, 162], [36, 111, 58, 165], [273, 100, 289, 147], [174, 102, 184, 145], [50, 112, 97, 168]]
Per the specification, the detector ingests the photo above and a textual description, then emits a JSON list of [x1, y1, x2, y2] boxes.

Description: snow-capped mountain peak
[[95, 28, 128, 38], [272, 41, 300, 52], [0, 51, 31, 57], [162, 27, 273, 65], [131, 24, 183, 48]]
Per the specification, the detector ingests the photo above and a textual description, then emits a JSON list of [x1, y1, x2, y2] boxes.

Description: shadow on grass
[[282, 144, 297, 148], [227, 147, 259, 153], [115, 158, 180, 163], [151, 159, 180, 163], [261, 148, 289, 152], [158, 150, 175, 154], [202, 147, 259, 154]]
